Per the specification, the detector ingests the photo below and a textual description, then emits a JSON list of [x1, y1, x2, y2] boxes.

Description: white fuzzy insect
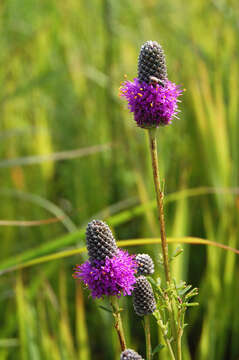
[[149, 75, 165, 87]]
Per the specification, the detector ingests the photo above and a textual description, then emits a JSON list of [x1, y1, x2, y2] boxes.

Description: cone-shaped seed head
[[133, 276, 156, 316], [86, 220, 118, 264], [136, 254, 154, 276], [138, 40, 167, 84], [120, 349, 144, 360]]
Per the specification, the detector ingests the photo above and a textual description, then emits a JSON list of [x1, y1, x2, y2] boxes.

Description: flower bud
[[138, 40, 167, 84], [120, 349, 144, 360], [86, 220, 118, 264], [133, 276, 156, 316], [136, 254, 154, 276]]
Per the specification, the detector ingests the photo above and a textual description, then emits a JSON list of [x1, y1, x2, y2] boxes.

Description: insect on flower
[[149, 76, 165, 87]]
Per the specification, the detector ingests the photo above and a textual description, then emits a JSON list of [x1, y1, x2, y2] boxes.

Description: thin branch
[[110, 296, 126, 351]]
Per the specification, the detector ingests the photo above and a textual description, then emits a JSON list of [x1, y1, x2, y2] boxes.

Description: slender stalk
[[144, 315, 152, 360], [166, 338, 176, 360], [110, 296, 126, 351], [176, 333, 182, 360], [176, 311, 183, 360], [157, 318, 176, 360], [148, 128, 170, 283], [166, 299, 178, 355], [148, 128, 182, 359]]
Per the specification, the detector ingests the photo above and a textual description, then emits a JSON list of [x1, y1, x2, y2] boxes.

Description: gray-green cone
[[136, 254, 154, 276], [120, 349, 144, 360], [86, 220, 118, 264], [138, 40, 167, 85], [133, 276, 156, 316]]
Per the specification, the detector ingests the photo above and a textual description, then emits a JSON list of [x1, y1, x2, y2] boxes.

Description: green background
[[0, 0, 238, 359]]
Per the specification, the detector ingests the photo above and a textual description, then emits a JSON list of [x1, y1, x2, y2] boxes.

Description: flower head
[[86, 220, 118, 264], [138, 40, 167, 84], [133, 276, 156, 316], [121, 349, 144, 360], [73, 249, 137, 299], [120, 78, 182, 128], [136, 253, 154, 276], [120, 40, 183, 128]]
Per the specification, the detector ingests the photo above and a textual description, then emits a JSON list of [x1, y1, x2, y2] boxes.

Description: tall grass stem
[[148, 128, 170, 283]]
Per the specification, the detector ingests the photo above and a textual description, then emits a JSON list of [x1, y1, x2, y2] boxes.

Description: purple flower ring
[[73, 249, 137, 299], [120, 78, 183, 128]]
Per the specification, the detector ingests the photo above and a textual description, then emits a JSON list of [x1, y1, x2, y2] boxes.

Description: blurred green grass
[[0, 0, 239, 359]]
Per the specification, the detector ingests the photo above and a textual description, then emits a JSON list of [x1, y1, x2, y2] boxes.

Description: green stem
[[157, 318, 176, 360], [144, 315, 152, 360], [148, 128, 170, 283], [110, 296, 126, 351], [148, 128, 182, 359], [176, 335, 182, 360], [166, 339, 176, 360], [167, 301, 177, 355], [176, 311, 183, 360]]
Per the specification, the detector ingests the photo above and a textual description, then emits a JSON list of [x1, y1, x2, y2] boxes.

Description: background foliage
[[0, 0, 238, 359]]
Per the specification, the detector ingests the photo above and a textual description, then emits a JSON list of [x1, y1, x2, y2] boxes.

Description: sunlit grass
[[0, 0, 238, 359]]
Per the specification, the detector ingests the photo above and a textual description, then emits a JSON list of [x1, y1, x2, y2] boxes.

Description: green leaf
[[147, 277, 162, 296], [185, 302, 199, 307], [147, 276, 157, 286], [185, 288, 199, 299], [156, 277, 162, 287], [169, 246, 184, 262], [178, 285, 192, 296], [152, 344, 165, 356], [98, 305, 113, 314]]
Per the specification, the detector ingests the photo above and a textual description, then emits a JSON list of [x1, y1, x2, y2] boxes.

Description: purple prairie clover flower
[[119, 40, 183, 128], [120, 78, 183, 128], [73, 220, 137, 298], [73, 249, 137, 299]]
